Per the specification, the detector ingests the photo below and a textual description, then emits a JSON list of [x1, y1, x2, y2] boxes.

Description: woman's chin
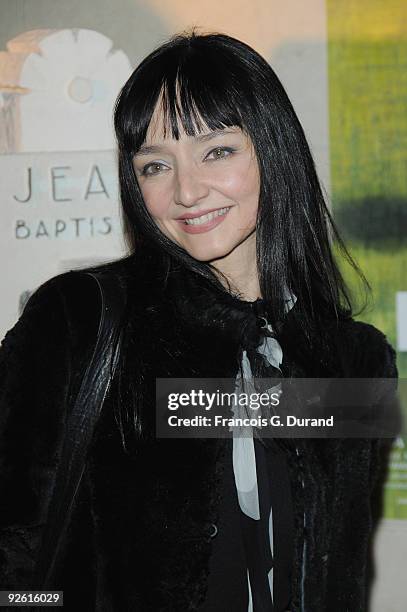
[[180, 242, 234, 263]]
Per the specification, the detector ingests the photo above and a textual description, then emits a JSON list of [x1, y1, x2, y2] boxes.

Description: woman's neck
[[209, 232, 261, 301]]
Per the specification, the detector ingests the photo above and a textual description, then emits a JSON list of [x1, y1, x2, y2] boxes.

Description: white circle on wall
[[67, 76, 93, 104]]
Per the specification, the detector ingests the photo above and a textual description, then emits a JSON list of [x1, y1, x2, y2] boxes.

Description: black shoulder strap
[[32, 270, 127, 589]]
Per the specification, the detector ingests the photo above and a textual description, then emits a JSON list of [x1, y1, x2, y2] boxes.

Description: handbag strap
[[33, 270, 127, 589]]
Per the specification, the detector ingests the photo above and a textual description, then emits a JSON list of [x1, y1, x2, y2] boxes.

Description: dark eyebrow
[[134, 128, 239, 157]]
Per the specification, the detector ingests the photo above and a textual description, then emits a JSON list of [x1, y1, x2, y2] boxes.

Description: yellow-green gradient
[[327, 0, 407, 518], [327, 1, 406, 201]]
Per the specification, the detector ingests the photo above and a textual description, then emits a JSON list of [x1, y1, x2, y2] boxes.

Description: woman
[[0, 31, 398, 611]]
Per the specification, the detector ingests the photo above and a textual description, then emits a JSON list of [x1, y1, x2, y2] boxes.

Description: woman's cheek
[[142, 186, 171, 219], [220, 168, 257, 199]]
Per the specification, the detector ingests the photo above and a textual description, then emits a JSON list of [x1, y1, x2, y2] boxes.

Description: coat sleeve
[[363, 326, 399, 497], [0, 272, 100, 589]]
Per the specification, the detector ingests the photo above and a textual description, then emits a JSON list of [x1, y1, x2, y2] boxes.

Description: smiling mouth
[[181, 207, 231, 225]]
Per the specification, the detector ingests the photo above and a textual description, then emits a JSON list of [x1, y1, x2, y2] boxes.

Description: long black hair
[[114, 29, 369, 326], [112, 29, 371, 446]]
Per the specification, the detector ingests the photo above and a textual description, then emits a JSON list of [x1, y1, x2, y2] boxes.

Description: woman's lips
[[176, 207, 231, 234]]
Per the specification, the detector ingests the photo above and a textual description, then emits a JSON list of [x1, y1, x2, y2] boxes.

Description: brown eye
[[206, 146, 236, 161], [142, 162, 168, 176]]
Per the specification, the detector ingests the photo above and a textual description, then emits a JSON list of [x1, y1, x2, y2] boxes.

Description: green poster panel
[[327, 0, 407, 518]]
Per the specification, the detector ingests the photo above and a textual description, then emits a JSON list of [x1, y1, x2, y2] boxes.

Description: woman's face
[[132, 105, 260, 263]]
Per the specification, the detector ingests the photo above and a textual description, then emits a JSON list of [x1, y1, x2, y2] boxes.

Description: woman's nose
[[173, 164, 210, 207]]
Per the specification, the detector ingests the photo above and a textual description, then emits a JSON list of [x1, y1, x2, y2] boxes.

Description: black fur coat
[[0, 249, 398, 611]]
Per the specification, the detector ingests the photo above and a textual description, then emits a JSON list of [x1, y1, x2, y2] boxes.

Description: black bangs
[[114, 34, 249, 155]]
